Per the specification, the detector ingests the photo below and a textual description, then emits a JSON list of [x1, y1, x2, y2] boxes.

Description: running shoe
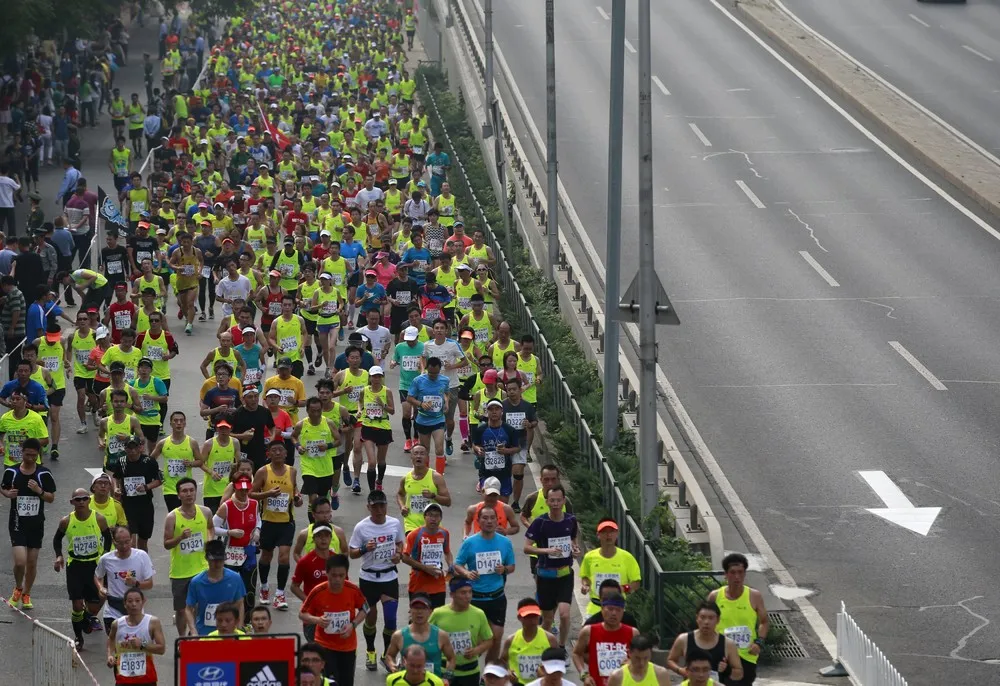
[[307, 365, 315, 376], [89, 616, 102, 632], [375, 482, 383, 491], [511, 501, 521, 514], [74, 637, 83, 651], [177, 308, 183, 320], [20, 593, 32, 609], [185, 324, 193, 335], [403, 438, 412, 453], [446, 438, 453, 456], [8, 588, 21, 608], [460, 441, 470, 454], [208, 310, 214, 320], [331, 493, 340, 510], [259, 587, 270, 604], [343, 468, 352, 486], [273, 591, 288, 610], [366, 651, 377, 671], [50, 447, 59, 460], [352, 478, 362, 494], [198, 312, 206, 322], [76, 424, 88, 434]]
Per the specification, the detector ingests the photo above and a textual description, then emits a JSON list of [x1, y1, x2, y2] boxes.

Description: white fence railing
[[32, 620, 99, 686], [823, 601, 908, 686]]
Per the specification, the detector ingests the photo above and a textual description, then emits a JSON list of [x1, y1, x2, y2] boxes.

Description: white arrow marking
[[85, 467, 104, 480], [859, 470, 941, 536]]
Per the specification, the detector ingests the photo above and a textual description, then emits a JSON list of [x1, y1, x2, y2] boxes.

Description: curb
[[734, 0, 1000, 221]]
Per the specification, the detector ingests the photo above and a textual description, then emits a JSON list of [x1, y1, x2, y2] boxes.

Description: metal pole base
[[819, 662, 849, 678]]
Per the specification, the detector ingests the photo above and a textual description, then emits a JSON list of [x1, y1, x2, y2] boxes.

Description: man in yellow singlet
[[167, 232, 203, 335], [606, 637, 672, 686], [250, 441, 301, 611], [706, 553, 768, 686]]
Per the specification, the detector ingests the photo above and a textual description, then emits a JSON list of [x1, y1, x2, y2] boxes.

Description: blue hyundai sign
[[188, 662, 237, 686]]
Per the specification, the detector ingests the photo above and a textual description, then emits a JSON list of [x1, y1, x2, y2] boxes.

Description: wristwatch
[[753, 638, 765, 647]]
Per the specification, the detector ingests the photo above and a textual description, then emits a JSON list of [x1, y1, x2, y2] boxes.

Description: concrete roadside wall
[[734, 0, 1000, 220]]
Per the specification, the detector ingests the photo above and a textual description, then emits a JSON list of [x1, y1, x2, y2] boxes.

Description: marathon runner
[[429, 578, 495, 686], [499, 599, 558, 686], [94, 525, 155, 633], [667, 602, 744, 684], [104, 588, 166, 686], [706, 553, 768, 686], [108, 437, 161, 551], [572, 593, 638, 686], [251, 441, 301, 610], [384, 593, 458, 675]]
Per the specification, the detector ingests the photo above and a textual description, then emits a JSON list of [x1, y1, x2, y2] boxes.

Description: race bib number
[[347, 386, 363, 403], [279, 263, 294, 277], [114, 311, 132, 329], [506, 412, 525, 430], [409, 494, 428, 513], [267, 493, 290, 512], [484, 451, 504, 471], [402, 357, 419, 371], [41, 356, 59, 371], [7, 442, 22, 461], [225, 546, 247, 567], [280, 336, 297, 352], [72, 534, 99, 558], [244, 368, 262, 385], [140, 396, 155, 411], [428, 239, 443, 253], [305, 440, 327, 458], [549, 535, 572, 559], [424, 395, 443, 413], [725, 625, 753, 650], [420, 542, 443, 567], [268, 301, 282, 316], [107, 260, 124, 275], [323, 610, 351, 634], [181, 265, 195, 276], [123, 476, 145, 496], [373, 541, 395, 563], [108, 436, 126, 455], [449, 630, 472, 654], [475, 328, 489, 343], [412, 146, 424, 155], [212, 460, 232, 478], [16, 496, 39, 517], [321, 301, 338, 315], [75, 349, 90, 364], [124, 368, 136, 383], [131, 201, 146, 214], [204, 603, 218, 627], [518, 654, 541, 678], [474, 550, 502, 575], [423, 307, 440, 322], [179, 532, 204, 555], [457, 297, 471, 311], [345, 257, 357, 270], [201, 266, 212, 279], [118, 652, 147, 677], [596, 643, 627, 677], [524, 371, 535, 385], [332, 273, 344, 286], [275, 389, 294, 407], [145, 346, 164, 361], [167, 459, 187, 478], [594, 572, 620, 590], [396, 291, 411, 305], [364, 402, 382, 420]]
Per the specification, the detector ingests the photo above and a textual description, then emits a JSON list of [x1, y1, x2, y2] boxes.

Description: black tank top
[[686, 630, 727, 670]]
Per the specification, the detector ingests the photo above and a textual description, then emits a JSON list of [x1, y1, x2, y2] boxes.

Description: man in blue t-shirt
[[453, 503, 516, 641], [184, 539, 247, 635], [400, 228, 431, 287], [0, 360, 49, 412], [407, 357, 451, 473]]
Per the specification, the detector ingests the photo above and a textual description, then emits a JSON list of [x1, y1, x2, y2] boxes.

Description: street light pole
[[602, 0, 626, 450], [637, 0, 658, 524], [483, 0, 495, 139], [545, 0, 559, 280]]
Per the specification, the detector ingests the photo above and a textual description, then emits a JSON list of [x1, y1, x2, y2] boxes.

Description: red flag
[[256, 101, 291, 151]]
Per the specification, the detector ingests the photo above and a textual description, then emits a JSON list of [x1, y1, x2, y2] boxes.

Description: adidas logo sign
[[247, 665, 283, 686]]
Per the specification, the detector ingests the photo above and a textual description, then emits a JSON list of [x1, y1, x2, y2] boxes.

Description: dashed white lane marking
[[688, 122, 713, 147], [652, 75, 670, 95], [799, 250, 841, 287], [962, 44, 993, 62], [596, 5, 610, 20], [735, 179, 766, 208], [908, 13, 929, 28], [624, 38, 637, 54], [889, 341, 948, 390]]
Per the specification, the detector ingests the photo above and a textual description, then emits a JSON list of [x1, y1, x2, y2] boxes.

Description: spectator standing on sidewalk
[[67, 178, 97, 270], [0, 166, 19, 236], [56, 159, 80, 207], [0, 234, 16, 276], [0, 276, 25, 377], [52, 106, 70, 165]]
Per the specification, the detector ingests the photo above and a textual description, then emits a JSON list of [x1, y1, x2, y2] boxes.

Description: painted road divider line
[[889, 341, 947, 390], [798, 251, 840, 287], [736, 179, 766, 208], [688, 122, 713, 147]]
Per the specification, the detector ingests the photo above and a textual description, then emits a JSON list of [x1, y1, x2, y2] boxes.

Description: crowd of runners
[[0, 1, 771, 686]]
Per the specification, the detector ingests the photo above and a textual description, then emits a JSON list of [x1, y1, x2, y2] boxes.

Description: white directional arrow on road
[[859, 470, 941, 536]]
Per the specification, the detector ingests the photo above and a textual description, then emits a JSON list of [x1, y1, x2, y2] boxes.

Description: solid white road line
[[908, 13, 930, 28], [624, 38, 637, 54], [962, 44, 993, 62], [735, 180, 766, 208], [688, 122, 713, 147], [889, 341, 948, 390], [652, 75, 671, 95], [798, 251, 840, 287], [596, 5, 610, 21]]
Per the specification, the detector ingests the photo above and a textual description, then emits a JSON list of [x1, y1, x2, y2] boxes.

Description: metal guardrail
[[824, 601, 908, 686], [419, 73, 722, 645]]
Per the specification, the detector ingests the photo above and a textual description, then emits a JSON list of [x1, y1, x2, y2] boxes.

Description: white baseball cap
[[369, 366, 385, 376], [483, 476, 502, 495], [541, 659, 567, 675], [403, 326, 419, 341], [482, 665, 508, 679]]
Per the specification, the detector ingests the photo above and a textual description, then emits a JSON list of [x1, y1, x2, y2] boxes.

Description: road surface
[[466, 0, 1000, 682], [781, 0, 1000, 155]]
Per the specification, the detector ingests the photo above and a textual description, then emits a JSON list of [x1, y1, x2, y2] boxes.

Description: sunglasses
[[71, 496, 89, 503]]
